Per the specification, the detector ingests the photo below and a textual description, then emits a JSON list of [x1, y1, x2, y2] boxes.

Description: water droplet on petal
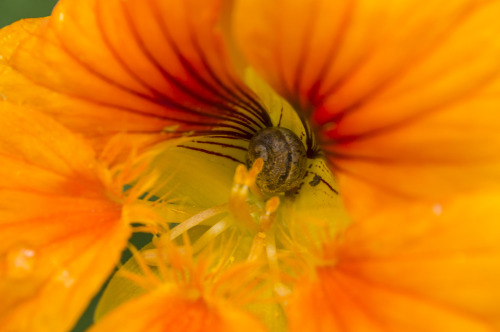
[[57, 269, 75, 288], [432, 203, 443, 216], [6, 246, 36, 279]]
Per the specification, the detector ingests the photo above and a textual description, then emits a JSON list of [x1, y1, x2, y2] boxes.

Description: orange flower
[[1, 0, 500, 331], [0, 102, 131, 331], [234, 0, 500, 218], [287, 192, 500, 331]]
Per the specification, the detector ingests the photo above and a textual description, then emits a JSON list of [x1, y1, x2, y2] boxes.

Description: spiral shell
[[247, 127, 307, 194]]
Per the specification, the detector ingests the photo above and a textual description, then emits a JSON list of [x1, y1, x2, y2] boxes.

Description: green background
[[0, 0, 58, 28], [1, 1, 154, 331]]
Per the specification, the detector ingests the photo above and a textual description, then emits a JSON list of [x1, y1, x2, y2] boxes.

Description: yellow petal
[[94, 242, 152, 321], [149, 139, 246, 208], [287, 191, 500, 331], [0, 102, 130, 332]]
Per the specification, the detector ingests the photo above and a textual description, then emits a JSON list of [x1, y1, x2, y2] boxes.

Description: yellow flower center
[[96, 70, 351, 330]]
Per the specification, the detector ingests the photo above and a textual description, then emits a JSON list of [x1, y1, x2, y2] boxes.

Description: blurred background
[[0, 0, 58, 28]]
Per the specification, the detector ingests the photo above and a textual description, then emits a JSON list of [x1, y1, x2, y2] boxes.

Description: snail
[[247, 127, 307, 194]]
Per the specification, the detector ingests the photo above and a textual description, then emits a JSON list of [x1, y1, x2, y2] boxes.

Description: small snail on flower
[[246, 127, 307, 195]]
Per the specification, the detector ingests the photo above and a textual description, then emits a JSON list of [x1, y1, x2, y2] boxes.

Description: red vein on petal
[[184, 12, 271, 128], [325, 65, 499, 147], [119, 0, 261, 137], [148, 0, 264, 134], [46, 19, 250, 134], [317, 1, 487, 124], [178, 145, 244, 164], [273, 0, 294, 102], [306, 2, 356, 107], [94, 1, 179, 105], [190, 140, 248, 152], [183, 0, 270, 128], [189, 33, 271, 128], [291, 1, 318, 104]]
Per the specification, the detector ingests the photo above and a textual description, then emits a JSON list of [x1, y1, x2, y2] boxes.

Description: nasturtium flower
[[1, 0, 500, 331]]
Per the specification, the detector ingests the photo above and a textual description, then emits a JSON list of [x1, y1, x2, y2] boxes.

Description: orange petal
[[0, 102, 130, 331], [89, 286, 266, 332], [2, 0, 271, 149], [0, 18, 168, 152], [234, 0, 500, 209], [287, 192, 500, 331]]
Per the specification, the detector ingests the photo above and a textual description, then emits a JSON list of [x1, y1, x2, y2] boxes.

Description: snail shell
[[247, 127, 307, 194]]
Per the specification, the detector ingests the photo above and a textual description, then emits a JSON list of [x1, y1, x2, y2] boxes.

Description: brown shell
[[247, 127, 307, 194]]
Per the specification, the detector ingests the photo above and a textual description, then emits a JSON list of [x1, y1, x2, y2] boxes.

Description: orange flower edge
[[91, 233, 270, 332], [287, 192, 500, 332], [0, 102, 132, 332], [89, 286, 267, 332]]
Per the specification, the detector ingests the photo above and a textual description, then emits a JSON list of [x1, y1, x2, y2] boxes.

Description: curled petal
[[0, 103, 130, 332], [287, 192, 500, 332], [234, 0, 500, 209]]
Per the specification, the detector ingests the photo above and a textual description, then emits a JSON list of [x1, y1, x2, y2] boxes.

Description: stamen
[[260, 196, 280, 231], [266, 231, 279, 272], [210, 261, 265, 306], [247, 158, 264, 184], [168, 205, 228, 240], [181, 231, 194, 268], [228, 158, 286, 279], [132, 225, 161, 234], [246, 196, 280, 263], [247, 158, 265, 198], [192, 217, 231, 254], [116, 269, 156, 291], [247, 232, 267, 262], [119, 245, 162, 290], [263, 197, 281, 274], [228, 159, 268, 230], [154, 243, 170, 283], [122, 202, 166, 233], [218, 234, 239, 268], [141, 248, 166, 266], [147, 235, 195, 286], [229, 165, 259, 231]]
